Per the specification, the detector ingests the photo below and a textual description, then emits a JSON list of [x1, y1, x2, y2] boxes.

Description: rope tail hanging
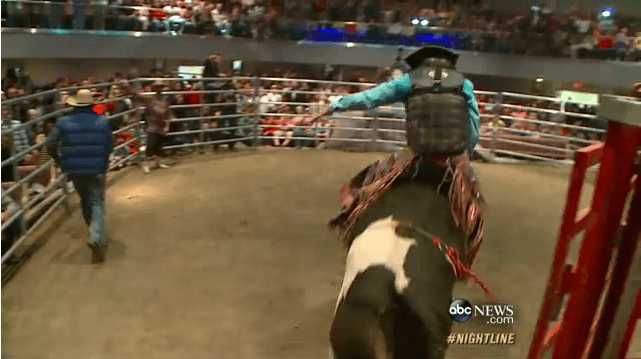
[[395, 221, 495, 302]]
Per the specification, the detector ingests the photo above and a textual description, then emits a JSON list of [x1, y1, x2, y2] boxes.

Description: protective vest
[[405, 63, 469, 156]]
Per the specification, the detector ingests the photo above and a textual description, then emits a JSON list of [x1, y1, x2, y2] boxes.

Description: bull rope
[[395, 221, 496, 303]]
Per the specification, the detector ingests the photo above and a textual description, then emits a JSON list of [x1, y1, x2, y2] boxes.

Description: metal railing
[[0, 75, 610, 265], [1, 81, 144, 264], [147, 76, 605, 163]]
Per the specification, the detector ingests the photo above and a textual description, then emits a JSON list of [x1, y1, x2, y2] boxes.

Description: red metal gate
[[528, 96, 641, 359]]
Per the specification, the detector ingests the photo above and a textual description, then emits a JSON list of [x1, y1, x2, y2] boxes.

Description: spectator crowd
[[2, 0, 640, 61], [475, 91, 605, 162]]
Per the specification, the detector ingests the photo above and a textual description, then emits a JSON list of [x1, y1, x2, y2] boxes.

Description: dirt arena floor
[[3, 147, 636, 359]]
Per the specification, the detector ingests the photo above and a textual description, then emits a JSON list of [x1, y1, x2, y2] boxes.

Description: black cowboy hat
[[404, 46, 459, 69]]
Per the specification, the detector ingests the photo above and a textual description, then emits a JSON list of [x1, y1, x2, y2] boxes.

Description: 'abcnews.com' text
[[448, 298, 517, 346]]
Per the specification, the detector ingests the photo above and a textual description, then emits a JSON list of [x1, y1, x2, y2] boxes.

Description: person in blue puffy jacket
[[46, 89, 113, 262]]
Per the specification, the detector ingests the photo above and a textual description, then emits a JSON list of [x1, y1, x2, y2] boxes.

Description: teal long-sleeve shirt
[[329, 73, 480, 153]]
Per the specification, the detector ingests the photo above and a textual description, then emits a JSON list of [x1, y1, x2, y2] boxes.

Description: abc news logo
[[449, 298, 515, 325]]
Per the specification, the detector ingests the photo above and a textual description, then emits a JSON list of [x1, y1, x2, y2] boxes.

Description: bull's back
[[351, 180, 464, 251], [331, 181, 462, 358]]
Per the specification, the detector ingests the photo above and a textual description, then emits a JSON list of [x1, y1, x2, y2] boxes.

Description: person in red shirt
[[271, 116, 289, 147], [92, 103, 107, 116], [261, 116, 276, 135], [597, 33, 615, 49], [183, 83, 202, 106], [149, 0, 168, 31], [92, 90, 114, 116], [182, 83, 203, 147], [594, 25, 615, 49]]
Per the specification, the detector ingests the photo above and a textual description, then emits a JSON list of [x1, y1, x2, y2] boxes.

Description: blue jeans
[[93, 4, 106, 30], [70, 174, 106, 247], [49, 2, 64, 29], [73, 0, 87, 29]]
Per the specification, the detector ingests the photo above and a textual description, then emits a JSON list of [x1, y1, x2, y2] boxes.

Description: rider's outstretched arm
[[329, 74, 413, 113], [321, 74, 481, 154], [462, 79, 481, 152]]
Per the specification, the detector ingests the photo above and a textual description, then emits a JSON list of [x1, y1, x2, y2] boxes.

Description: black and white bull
[[329, 178, 467, 359]]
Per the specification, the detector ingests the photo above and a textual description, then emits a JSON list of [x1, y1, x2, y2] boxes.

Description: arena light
[[600, 8, 613, 18], [536, 77, 544, 83], [420, 19, 429, 27], [411, 18, 420, 26]]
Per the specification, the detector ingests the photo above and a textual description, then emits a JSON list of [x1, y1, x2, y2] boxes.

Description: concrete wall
[[2, 59, 152, 83], [0, 58, 328, 86], [1, 57, 616, 96], [0, 58, 202, 84], [2, 31, 640, 91]]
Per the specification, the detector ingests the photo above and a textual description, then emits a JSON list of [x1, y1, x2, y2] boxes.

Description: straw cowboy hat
[[66, 89, 95, 107]]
